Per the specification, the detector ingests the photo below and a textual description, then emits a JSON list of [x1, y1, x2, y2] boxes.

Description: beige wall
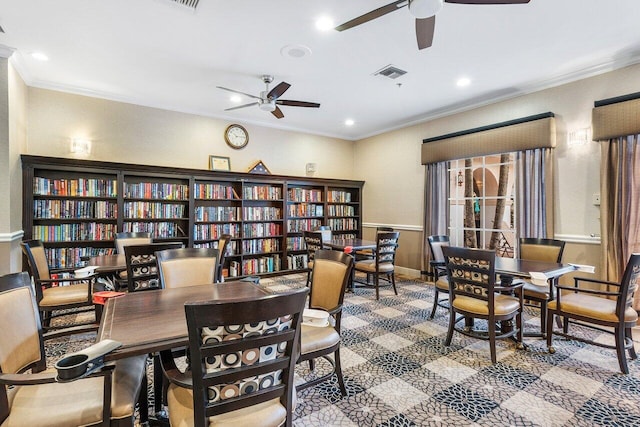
[[0, 58, 27, 274], [27, 88, 355, 179], [355, 62, 640, 277]]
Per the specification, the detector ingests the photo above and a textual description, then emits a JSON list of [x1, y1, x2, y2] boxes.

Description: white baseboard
[[395, 266, 422, 279]]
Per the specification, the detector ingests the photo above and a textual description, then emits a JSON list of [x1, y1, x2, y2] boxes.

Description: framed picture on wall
[[209, 155, 231, 171]]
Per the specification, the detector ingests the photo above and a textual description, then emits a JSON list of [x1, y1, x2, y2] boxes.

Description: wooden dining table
[[97, 281, 273, 362], [87, 254, 127, 275], [494, 256, 576, 281], [324, 238, 377, 290]]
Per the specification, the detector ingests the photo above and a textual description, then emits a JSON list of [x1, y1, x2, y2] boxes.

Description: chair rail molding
[[363, 223, 423, 232], [554, 234, 601, 245], [0, 230, 24, 243]]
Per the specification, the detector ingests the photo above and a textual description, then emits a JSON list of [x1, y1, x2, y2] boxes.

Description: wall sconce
[[568, 128, 591, 146], [457, 170, 464, 187], [70, 138, 91, 155]]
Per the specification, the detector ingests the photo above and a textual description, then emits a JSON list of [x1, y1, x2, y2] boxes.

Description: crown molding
[[0, 44, 16, 59]]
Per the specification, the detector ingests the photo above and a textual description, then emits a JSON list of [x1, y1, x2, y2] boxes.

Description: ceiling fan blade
[[271, 106, 284, 119], [276, 100, 320, 108], [216, 86, 261, 100], [267, 82, 291, 100], [335, 0, 408, 31], [416, 16, 435, 50], [224, 102, 258, 111], [444, 0, 530, 4]]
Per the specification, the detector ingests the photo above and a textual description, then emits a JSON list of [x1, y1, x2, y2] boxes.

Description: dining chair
[[427, 235, 450, 319], [303, 230, 325, 286], [442, 246, 525, 364], [353, 231, 400, 300], [518, 237, 566, 336], [160, 287, 308, 427], [123, 242, 184, 292], [355, 226, 393, 260], [215, 233, 232, 282], [0, 282, 148, 426], [297, 249, 354, 396], [156, 247, 219, 289], [547, 253, 639, 374], [21, 239, 98, 335], [113, 232, 153, 289]]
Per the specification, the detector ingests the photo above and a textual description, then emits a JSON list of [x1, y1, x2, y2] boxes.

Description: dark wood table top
[[495, 257, 576, 279], [88, 254, 126, 274], [97, 281, 272, 361], [325, 238, 377, 251]]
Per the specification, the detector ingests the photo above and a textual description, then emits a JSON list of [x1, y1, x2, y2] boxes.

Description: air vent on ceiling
[[374, 64, 407, 79], [164, 0, 200, 10]]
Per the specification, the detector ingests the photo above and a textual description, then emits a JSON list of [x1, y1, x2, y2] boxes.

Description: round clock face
[[224, 124, 249, 149]]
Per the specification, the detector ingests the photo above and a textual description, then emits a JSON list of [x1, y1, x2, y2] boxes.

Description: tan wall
[[26, 88, 355, 179], [355, 62, 640, 276]]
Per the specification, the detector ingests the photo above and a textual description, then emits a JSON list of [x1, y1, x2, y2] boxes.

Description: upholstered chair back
[[21, 240, 51, 282], [427, 235, 450, 264], [114, 232, 152, 254], [519, 238, 565, 263], [442, 246, 496, 302], [156, 248, 218, 289], [309, 250, 353, 312], [0, 286, 43, 376], [124, 242, 183, 292]]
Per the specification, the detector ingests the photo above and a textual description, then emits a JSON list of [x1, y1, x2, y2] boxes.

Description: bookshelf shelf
[[22, 155, 363, 276]]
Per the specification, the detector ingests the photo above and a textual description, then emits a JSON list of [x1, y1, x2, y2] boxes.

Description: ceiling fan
[[335, 0, 530, 50], [217, 75, 320, 119]]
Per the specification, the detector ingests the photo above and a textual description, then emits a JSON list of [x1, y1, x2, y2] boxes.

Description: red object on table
[[93, 291, 126, 305], [343, 246, 353, 254]]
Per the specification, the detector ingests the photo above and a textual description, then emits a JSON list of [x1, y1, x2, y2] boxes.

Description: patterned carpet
[[45, 273, 640, 427]]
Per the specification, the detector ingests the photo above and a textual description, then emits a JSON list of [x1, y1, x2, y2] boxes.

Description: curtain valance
[[421, 112, 556, 165], [592, 92, 640, 141]]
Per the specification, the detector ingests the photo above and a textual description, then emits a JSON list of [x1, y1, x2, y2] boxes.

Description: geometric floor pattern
[[45, 273, 640, 427]]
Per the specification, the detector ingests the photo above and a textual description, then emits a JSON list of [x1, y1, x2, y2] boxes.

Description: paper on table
[[529, 271, 549, 287], [568, 263, 596, 273]]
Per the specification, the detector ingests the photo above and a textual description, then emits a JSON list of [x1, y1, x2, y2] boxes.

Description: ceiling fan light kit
[[217, 74, 320, 119], [409, 0, 444, 18]]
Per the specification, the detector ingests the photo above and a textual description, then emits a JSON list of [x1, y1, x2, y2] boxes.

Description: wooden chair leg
[[546, 311, 555, 352], [334, 349, 347, 396], [626, 327, 637, 359], [138, 371, 149, 424], [444, 309, 456, 346], [390, 272, 398, 296], [375, 274, 380, 300], [615, 327, 630, 375], [539, 300, 547, 338], [429, 288, 440, 319], [489, 320, 497, 364]]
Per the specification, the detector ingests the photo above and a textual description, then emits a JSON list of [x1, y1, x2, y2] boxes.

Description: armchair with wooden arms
[[297, 249, 354, 396], [353, 231, 400, 300], [160, 287, 308, 427], [21, 239, 99, 335], [0, 274, 148, 427], [442, 246, 525, 364], [112, 232, 152, 290], [546, 253, 639, 374], [427, 235, 450, 319]]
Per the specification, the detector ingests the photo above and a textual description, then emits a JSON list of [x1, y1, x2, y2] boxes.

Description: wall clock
[[224, 124, 249, 149]]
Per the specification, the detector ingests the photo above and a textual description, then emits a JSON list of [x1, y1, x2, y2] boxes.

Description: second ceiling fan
[[336, 0, 531, 50]]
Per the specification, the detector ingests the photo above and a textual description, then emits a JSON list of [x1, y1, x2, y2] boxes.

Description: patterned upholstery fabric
[[447, 256, 490, 298], [129, 254, 160, 291], [201, 316, 292, 402]]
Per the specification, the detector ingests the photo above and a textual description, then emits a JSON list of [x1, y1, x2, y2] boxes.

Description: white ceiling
[[1, 0, 640, 140]]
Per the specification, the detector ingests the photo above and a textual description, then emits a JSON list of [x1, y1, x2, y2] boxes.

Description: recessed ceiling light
[[315, 16, 335, 31], [31, 52, 49, 61], [345, 119, 355, 126], [456, 77, 471, 87], [230, 95, 241, 103]]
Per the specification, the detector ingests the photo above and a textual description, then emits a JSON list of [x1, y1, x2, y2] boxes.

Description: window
[[448, 154, 516, 257]]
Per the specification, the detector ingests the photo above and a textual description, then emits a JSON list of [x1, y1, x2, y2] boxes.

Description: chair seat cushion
[[453, 294, 521, 316], [4, 374, 105, 427], [435, 276, 449, 292], [301, 324, 340, 355], [167, 384, 287, 427], [548, 293, 638, 323], [354, 260, 394, 273], [521, 281, 550, 300], [40, 283, 90, 307]]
